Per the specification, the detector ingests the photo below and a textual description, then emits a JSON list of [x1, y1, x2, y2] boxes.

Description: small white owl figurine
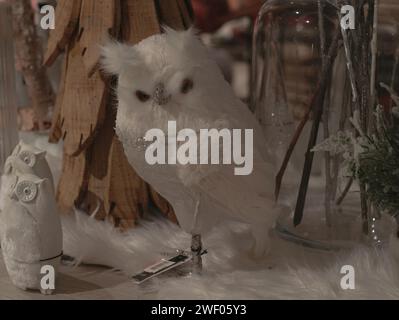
[[0, 173, 63, 294], [102, 28, 285, 261], [0, 143, 62, 294]]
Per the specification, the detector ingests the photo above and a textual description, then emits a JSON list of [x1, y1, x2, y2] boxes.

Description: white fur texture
[[62, 209, 399, 299], [102, 28, 283, 257]]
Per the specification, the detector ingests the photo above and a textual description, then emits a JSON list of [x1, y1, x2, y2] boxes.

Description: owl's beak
[[153, 83, 170, 106]]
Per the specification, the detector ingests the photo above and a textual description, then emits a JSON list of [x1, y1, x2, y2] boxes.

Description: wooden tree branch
[[10, 0, 55, 130], [79, 0, 120, 77], [44, 0, 82, 67]]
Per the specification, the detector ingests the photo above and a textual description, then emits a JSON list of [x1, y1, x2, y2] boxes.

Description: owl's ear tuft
[[36, 178, 47, 185], [162, 26, 200, 48], [162, 26, 206, 61], [35, 151, 47, 158], [101, 40, 138, 75]]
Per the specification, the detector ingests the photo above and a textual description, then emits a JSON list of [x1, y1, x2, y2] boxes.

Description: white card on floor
[[132, 253, 192, 284]]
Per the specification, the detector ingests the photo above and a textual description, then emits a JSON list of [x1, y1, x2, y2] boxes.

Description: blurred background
[[2, 0, 263, 131], [3, 0, 399, 130]]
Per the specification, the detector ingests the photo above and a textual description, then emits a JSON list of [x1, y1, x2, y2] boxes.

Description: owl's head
[[101, 27, 224, 125], [3, 141, 54, 192], [5, 141, 47, 175]]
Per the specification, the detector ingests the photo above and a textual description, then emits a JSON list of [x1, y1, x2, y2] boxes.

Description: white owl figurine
[[0, 143, 62, 294], [102, 28, 285, 260]]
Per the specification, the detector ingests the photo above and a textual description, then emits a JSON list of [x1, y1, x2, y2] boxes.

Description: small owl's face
[[2, 141, 54, 194]]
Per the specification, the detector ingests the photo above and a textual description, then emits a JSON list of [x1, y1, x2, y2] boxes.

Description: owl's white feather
[[102, 28, 284, 257]]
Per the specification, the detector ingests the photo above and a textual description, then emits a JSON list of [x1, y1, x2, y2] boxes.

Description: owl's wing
[[220, 99, 271, 163], [1, 203, 41, 263], [192, 90, 273, 163], [35, 179, 63, 256], [194, 67, 271, 163], [196, 161, 279, 226]]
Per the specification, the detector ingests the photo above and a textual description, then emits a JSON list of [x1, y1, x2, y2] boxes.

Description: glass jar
[[378, 0, 399, 107], [0, 2, 19, 175], [251, 0, 398, 249]]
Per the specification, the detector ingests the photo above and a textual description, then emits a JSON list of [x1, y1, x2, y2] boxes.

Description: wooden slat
[[86, 96, 115, 211], [56, 150, 88, 213], [157, 0, 185, 30], [44, 0, 82, 67], [78, 0, 120, 76], [121, 0, 160, 44], [107, 138, 149, 230], [49, 52, 68, 143], [176, 0, 192, 29], [149, 187, 178, 223], [87, 101, 149, 230], [60, 41, 108, 156]]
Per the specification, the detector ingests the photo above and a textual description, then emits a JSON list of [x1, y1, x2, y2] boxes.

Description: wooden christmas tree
[[45, 0, 193, 228]]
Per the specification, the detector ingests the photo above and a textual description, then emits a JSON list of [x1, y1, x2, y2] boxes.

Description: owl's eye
[[19, 151, 35, 167], [15, 180, 38, 203], [136, 90, 151, 102], [181, 78, 194, 94]]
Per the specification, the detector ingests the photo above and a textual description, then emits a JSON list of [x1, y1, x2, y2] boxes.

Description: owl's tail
[[61, 208, 186, 276], [197, 161, 287, 258]]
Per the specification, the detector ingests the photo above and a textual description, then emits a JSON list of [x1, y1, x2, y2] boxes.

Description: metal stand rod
[[191, 234, 202, 273]]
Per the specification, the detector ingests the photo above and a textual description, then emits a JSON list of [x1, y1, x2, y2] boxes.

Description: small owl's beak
[[153, 83, 170, 106]]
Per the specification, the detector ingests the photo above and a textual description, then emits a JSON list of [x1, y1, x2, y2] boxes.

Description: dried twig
[[354, 0, 376, 231], [293, 27, 342, 226], [275, 26, 342, 201], [332, 71, 352, 204], [369, 0, 379, 127], [317, 0, 327, 60], [336, 178, 353, 205], [390, 50, 399, 108], [340, 19, 358, 104], [275, 108, 311, 200], [9, 0, 55, 130], [318, 0, 333, 227]]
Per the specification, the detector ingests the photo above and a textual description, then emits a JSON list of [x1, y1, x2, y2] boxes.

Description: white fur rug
[[61, 209, 399, 300], [8, 133, 399, 300]]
